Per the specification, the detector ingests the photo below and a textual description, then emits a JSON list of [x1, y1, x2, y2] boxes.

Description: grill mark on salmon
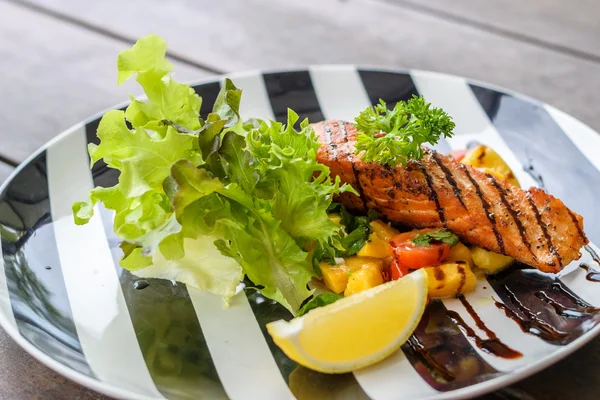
[[431, 152, 467, 211], [313, 120, 588, 273], [340, 121, 369, 210], [567, 209, 586, 240], [488, 175, 536, 261], [460, 164, 505, 254], [527, 193, 561, 268], [323, 121, 337, 159], [418, 163, 447, 227]]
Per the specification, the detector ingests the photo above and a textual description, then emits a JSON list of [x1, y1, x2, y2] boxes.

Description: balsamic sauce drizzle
[[456, 295, 522, 358], [579, 246, 600, 282]]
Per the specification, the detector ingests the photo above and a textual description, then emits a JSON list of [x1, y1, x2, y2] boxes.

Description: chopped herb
[[412, 229, 459, 247]]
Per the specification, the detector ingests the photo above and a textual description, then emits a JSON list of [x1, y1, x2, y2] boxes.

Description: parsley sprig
[[354, 95, 456, 167]]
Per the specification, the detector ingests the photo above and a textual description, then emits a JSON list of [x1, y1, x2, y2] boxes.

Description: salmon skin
[[313, 120, 588, 273]]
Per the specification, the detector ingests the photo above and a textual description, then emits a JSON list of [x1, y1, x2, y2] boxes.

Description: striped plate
[[1, 67, 600, 400]]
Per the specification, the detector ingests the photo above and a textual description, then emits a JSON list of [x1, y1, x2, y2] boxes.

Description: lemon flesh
[[266, 269, 428, 373]]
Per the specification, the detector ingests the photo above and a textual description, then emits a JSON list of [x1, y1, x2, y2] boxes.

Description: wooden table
[[1, 0, 600, 398]]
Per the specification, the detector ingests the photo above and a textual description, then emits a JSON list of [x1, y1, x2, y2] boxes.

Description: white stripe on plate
[[0, 241, 17, 329], [544, 105, 600, 173], [353, 350, 438, 400], [188, 76, 293, 400], [188, 288, 294, 400], [47, 125, 164, 399], [410, 70, 537, 189], [311, 66, 437, 398], [223, 72, 276, 121], [309, 65, 372, 122], [410, 70, 564, 371]]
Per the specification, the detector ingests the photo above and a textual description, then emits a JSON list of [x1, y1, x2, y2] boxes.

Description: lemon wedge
[[266, 269, 428, 373]]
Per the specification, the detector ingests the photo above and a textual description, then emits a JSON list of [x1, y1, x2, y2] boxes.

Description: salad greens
[[354, 96, 456, 167], [73, 35, 356, 314]]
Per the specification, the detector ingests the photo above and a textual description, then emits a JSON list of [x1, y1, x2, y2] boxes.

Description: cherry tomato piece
[[389, 229, 451, 272], [390, 258, 409, 280], [450, 149, 468, 162]]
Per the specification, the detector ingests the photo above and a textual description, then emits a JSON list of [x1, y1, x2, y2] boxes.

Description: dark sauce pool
[[488, 263, 600, 345], [401, 300, 501, 391]]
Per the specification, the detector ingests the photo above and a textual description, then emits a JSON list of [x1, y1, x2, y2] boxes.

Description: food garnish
[[354, 96, 456, 167], [266, 269, 428, 374], [412, 229, 460, 247]]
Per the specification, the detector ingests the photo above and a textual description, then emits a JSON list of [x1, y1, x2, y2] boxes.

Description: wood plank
[[0, 327, 112, 399], [17, 0, 600, 134], [0, 163, 13, 185], [388, 0, 600, 59], [0, 1, 212, 163]]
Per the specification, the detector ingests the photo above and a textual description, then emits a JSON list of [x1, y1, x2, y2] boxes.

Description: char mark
[[488, 175, 536, 260], [323, 121, 338, 159], [417, 162, 446, 227], [342, 121, 368, 210], [460, 164, 505, 253], [431, 151, 467, 210], [567, 209, 587, 244], [526, 193, 561, 268]]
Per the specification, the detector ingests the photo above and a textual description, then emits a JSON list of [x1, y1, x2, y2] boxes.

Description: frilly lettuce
[[73, 35, 353, 314]]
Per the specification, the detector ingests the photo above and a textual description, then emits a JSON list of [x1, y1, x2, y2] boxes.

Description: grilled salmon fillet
[[314, 120, 588, 273]]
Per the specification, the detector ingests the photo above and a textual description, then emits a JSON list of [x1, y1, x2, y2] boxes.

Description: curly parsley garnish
[[354, 95, 456, 167], [412, 229, 459, 247]]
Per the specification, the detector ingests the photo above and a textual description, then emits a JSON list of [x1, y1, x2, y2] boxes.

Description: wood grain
[[388, 0, 600, 59], [0, 0, 211, 163], [16, 0, 600, 133], [0, 328, 112, 399]]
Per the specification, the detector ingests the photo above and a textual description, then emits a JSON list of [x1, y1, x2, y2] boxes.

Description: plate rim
[[1, 65, 599, 400]]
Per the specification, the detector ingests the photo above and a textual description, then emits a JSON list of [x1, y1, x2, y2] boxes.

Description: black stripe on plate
[[470, 84, 600, 244], [192, 81, 222, 119], [358, 70, 419, 106], [244, 289, 369, 399], [0, 152, 94, 377], [401, 300, 500, 391], [263, 71, 325, 124]]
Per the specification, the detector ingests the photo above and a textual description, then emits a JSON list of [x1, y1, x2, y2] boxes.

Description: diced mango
[[357, 233, 391, 258], [445, 242, 473, 267], [328, 214, 342, 227], [461, 145, 520, 187], [343, 256, 384, 272], [344, 264, 384, 296], [370, 220, 399, 241], [320, 263, 349, 294], [470, 246, 514, 274], [425, 262, 477, 298]]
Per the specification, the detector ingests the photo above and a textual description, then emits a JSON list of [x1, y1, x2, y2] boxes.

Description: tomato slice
[[450, 149, 468, 162], [390, 258, 409, 280], [388, 229, 450, 275]]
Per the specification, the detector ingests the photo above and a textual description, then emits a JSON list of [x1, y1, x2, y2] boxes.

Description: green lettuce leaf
[[73, 35, 352, 313]]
